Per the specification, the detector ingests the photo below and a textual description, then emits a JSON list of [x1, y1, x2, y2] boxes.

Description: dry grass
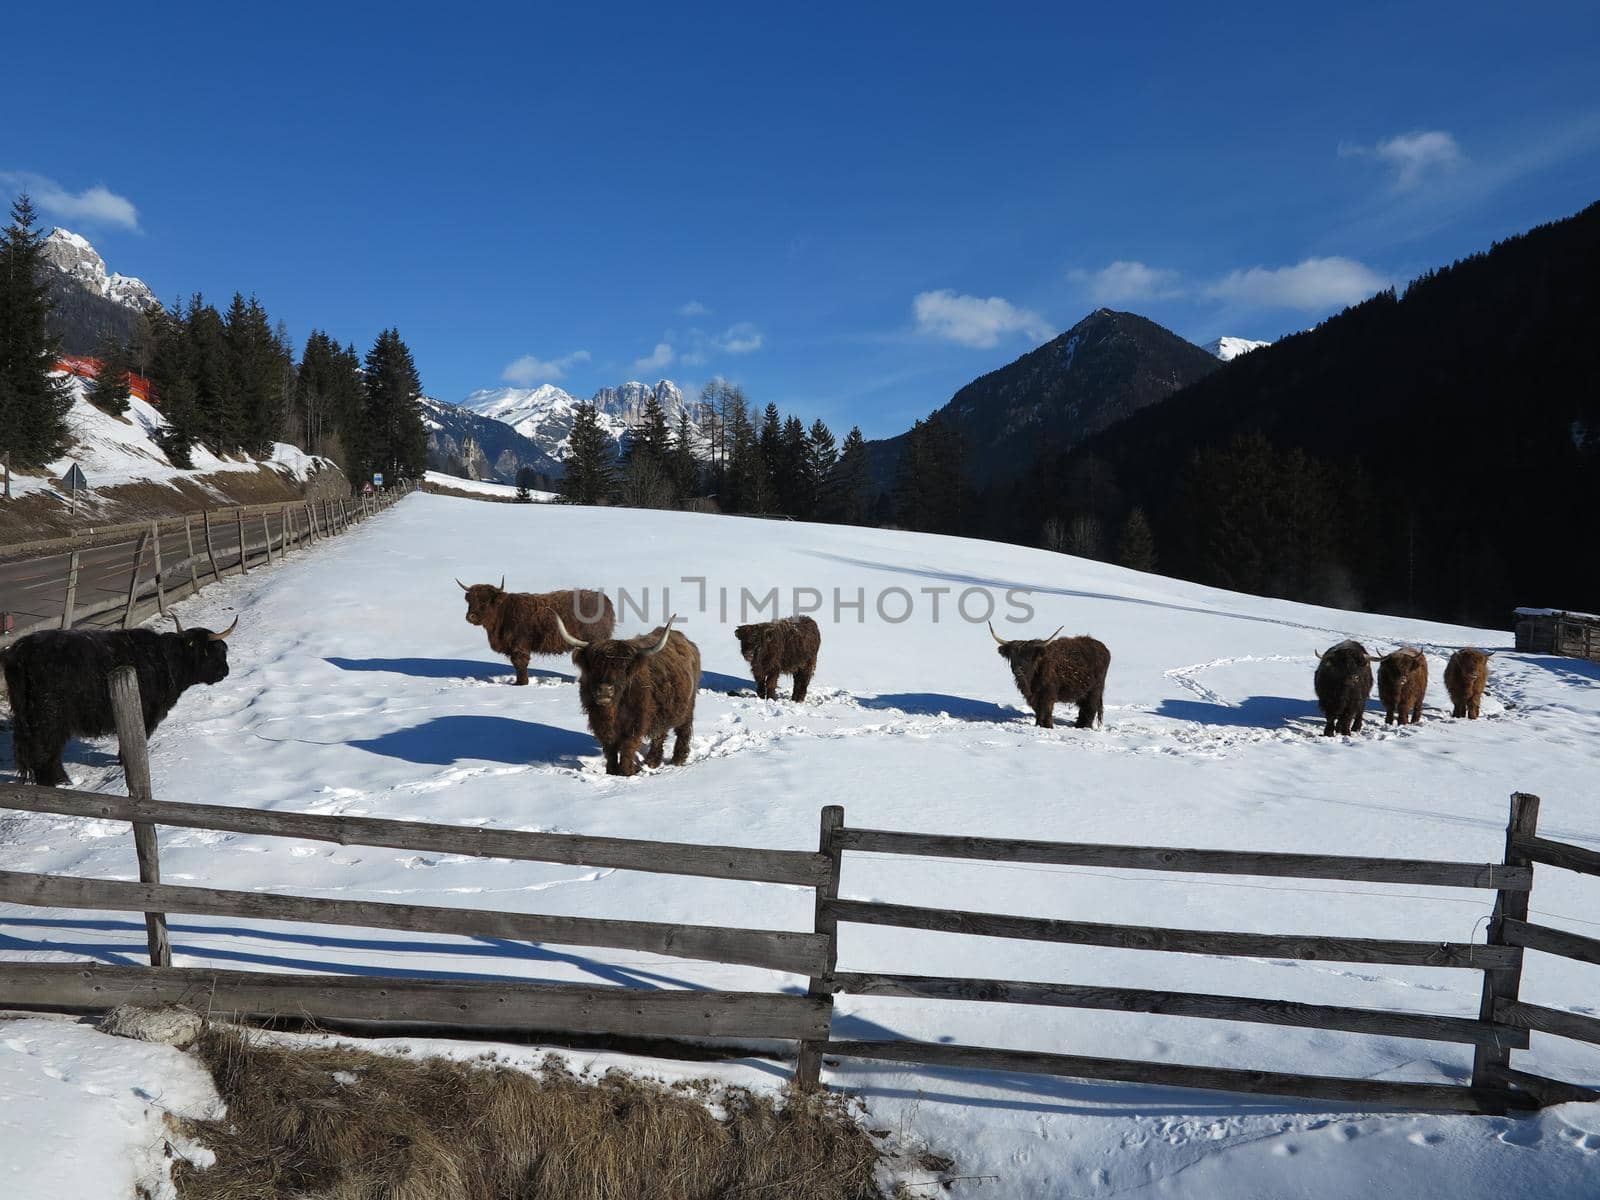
[[173, 1027, 894, 1200]]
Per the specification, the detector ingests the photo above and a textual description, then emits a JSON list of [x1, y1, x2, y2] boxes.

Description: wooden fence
[[0, 483, 417, 644], [0, 683, 1595, 1114]]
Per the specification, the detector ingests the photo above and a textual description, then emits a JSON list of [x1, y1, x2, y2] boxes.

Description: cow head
[[169, 613, 238, 684], [989, 621, 1063, 663], [457, 577, 506, 626], [557, 614, 677, 708], [733, 623, 764, 663]]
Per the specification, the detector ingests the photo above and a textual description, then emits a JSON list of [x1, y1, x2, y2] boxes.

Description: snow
[[1514, 608, 1600, 622], [42, 228, 157, 312], [5, 376, 333, 504], [1204, 336, 1272, 361], [455, 378, 704, 464], [3, 493, 1598, 1196], [424, 469, 557, 501]]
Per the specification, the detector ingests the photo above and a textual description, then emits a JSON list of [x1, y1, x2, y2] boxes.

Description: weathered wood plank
[[830, 972, 1524, 1048], [107, 668, 171, 968], [0, 868, 826, 975], [826, 898, 1518, 969], [0, 963, 828, 1041], [837, 827, 1529, 891], [823, 1039, 1511, 1114], [796, 804, 844, 1088], [1473, 793, 1538, 1090], [121, 530, 150, 629], [60, 550, 80, 630], [1494, 999, 1600, 1047], [1502, 920, 1600, 967], [1513, 834, 1600, 879], [1482, 1065, 1600, 1107], [0, 787, 828, 887]]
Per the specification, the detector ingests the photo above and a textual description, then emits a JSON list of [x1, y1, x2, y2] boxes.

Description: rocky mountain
[[420, 397, 563, 485], [38, 228, 159, 355], [1202, 336, 1271, 361], [456, 379, 708, 467], [869, 308, 1222, 487]]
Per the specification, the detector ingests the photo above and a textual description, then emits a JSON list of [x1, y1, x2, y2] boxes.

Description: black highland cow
[[734, 615, 821, 701], [1314, 640, 1378, 736], [990, 622, 1110, 729], [556, 614, 700, 776], [2, 615, 238, 786]]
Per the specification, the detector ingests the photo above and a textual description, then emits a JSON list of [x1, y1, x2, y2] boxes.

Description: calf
[[1378, 647, 1429, 725], [2, 615, 237, 786], [1314, 640, 1377, 736], [556, 614, 700, 776], [734, 615, 821, 701], [457, 578, 615, 684], [990, 622, 1110, 729], [1444, 648, 1493, 719]]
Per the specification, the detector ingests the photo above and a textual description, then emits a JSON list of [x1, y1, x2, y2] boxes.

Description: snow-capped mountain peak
[[1202, 336, 1271, 362], [455, 378, 705, 467], [41, 228, 158, 313]]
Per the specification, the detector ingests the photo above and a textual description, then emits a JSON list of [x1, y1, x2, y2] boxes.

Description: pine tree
[[1118, 507, 1158, 572], [359, 328, 427, 486], [563, 401, 614, 505], [515, 467, 538, 503], [0, 195, 73, 466], [778, 415, 808, 516], [226, 294, 287, 455], [806, 419, 838, 519], [631, 394, 672, 464], [670, 409, 700, 498], [147, 302, 200, 467], [185, 295, 236, 452], [831, 426, 870, 524], [87, 333, 134, 416]]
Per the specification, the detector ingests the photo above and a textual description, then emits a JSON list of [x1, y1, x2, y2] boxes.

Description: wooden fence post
[[122, 530, 151, 629], [1472, 792, 1540, 1096], [795, 804, 844, 1089], [236, 509, 249, 574], [203, 510, 222, 581], [107, 666, 172, 968], [150, 523, 166, 616], [183, 517, 200, 596], [60, 550, 80, 629], [261, 513, 274, 565]]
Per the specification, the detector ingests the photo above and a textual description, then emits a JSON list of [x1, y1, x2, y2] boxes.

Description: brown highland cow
[[1314, 640, 1377, 736], [1444, 648, 1493, 719], [1378, 647, 1429, 726], [556, 614, 700, 776], [734, 615, 821, 701], [990, 622, 1110, 729], [457, 578, 615, 685]]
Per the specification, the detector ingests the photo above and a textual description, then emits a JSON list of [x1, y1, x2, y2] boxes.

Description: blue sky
[[5, 2, 1597, 437]]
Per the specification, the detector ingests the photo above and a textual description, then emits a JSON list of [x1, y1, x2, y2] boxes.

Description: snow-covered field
[[3, 492, 1599, 1197], [423, 469, 557, 501]]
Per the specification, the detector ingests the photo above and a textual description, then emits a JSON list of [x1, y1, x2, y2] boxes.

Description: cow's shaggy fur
[[992, 624, 1110, 729], [2, 621, 234, 786], [1378, 647, 1429, 725], [734, 616, 821, 701], [1315, 640, 1376, 736], [1444, 648, 1493, 719], [459, 582, 615, 685], [563, 619, 701, 776]]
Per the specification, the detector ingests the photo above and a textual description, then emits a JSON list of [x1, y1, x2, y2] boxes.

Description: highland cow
[[2, 614, 237, 786], [556, 614, 700, 776], [1378, 647, 1429, 726], [457, 578, 615, 685], [990, 622, 1110, 729], [1444, 648, 1493, 719], [734, 615, 821, 701], [1314, 640, 1378, 736]]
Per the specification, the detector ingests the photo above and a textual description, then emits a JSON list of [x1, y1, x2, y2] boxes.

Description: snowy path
[[3, 493, 1599, 1197]]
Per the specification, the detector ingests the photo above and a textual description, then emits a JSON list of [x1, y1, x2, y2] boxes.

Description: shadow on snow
[[347, 715, 591, 767], [325, 656, 571, 684]]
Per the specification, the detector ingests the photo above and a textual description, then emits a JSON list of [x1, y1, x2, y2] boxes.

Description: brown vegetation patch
[[173, 1026, 897, 1200]]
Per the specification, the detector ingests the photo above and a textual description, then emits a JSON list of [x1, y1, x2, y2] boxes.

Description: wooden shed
[[1513, 608, 1600, 662]]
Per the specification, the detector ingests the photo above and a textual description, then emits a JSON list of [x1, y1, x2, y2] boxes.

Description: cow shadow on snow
[[347, 715, 592, 767], [1154, 696, 1314, 729], [855, 692, 1021, 723], [325, 656, 572, 684]]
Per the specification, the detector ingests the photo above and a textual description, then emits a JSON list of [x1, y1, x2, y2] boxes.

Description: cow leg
[[1351, 709, 1364, 733], [1384, 706, 1396, 725], [791, 669, 812, 703], [670, 719, 693, 765], [37, 751, 70, 788], [615, 736, 643, 776], [644, 736, 666, 768], [762, 672, 781, 700], [511, 652, 530, 686], [1322, 714, 1336, 736], [1033, 690, 1056, 728], [603, 744, 621, 775]]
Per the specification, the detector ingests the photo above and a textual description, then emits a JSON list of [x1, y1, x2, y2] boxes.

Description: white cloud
[[633, 342, 674, 372], [0, 171, 141, 231], [715, 322, 764, 354], [678, 300, 710, 317], [501, 349, 590, 386], [1204, 257, 1390, 311], [912, 289, 1054, 348], [1068, 260, 1184, 303], [1341, 130, 1465, 191]]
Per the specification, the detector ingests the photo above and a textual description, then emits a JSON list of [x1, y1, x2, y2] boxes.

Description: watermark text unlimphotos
[[572, 577, 1036, 627]]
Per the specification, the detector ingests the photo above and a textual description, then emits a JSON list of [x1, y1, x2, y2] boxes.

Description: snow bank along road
[[3, 492, 1599, 1198]]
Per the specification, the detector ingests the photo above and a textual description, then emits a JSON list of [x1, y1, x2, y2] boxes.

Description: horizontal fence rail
[[1512, 834, 1600, 878]]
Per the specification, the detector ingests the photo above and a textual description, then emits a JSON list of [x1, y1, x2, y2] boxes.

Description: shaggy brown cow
[[456, 578, 615, 685], [1444, 648, 1493, 719], [734, 615, 821, 701], [1378, 647, 1429, 726], [1314, 640, 1377, 736], [990, 622, 1110, 729], [556, 614, 700, 776]]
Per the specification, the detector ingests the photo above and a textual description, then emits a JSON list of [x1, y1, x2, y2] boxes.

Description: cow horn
[[553, 613, 589, 649], [1043, 625, 1064, 644], [988, 621, 1010, 648], [1315, 648, 1325, 660], [456, 578, 469, 591], [499, 575, 505, 591], [209, 614, 240, 642], [170, 613, 185, 633], [641, 615, 677, 657]]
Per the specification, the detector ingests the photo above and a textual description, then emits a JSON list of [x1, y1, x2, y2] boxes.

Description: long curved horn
[[209, 614, 240, 642], [456, 578, 469, 591], [553, 613, 589, 649], [988, 621, 1010, 647], [1314, 648, 1325, 661], [640, 614, 678, 657], [170, 613, 185, 633], [1043, 625, 1064, 644], [498, 575, 505, 591]]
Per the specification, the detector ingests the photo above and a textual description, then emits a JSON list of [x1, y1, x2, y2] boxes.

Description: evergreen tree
[[758, 402, 782, 481], [806, 419, 838, 519], [670, 409, 700, 498], [185, 295, 236, 452], [830, 426, 870, 524], [1118, 507, 1158, 572], [359, 328, 428, 485], [0, 195, 73, 466], [226, 294, 287, 455], [87, 333, 134, 416], [562, 401, 614, 505], [515, 466, 539, 503], [893, 413, 967, 532], [625, 393, 673, 466], [147, 302, 200, 467], [778, 415, 809, 516]]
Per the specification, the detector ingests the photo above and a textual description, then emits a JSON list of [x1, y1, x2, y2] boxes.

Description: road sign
[[63, 463, 88, 493], [373, 472, 384, 487]]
